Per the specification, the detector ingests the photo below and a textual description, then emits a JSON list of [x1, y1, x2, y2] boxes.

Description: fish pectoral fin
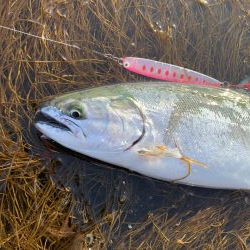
[[138, 146, 166, 157], [138, 144, 207, 166], [138, 145, 182, 158], [138, 145, 208, 181]]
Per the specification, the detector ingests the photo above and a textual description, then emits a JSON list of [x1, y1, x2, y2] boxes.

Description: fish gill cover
[[0, 0, 250, 249]]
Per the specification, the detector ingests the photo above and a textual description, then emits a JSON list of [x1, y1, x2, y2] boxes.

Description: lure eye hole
[[70, 109, 81, 119], [123, 61, 130, 68]]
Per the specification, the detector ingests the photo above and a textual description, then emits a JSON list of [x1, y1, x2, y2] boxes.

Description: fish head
[[35, 86, 145, 155]]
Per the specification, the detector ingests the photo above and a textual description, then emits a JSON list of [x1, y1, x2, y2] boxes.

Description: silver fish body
[[35, 82, 250, 189]]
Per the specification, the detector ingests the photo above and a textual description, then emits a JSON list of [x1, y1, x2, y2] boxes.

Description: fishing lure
[[122, 57, 250, 90], [0, 24, 249, 89], [122, 57, 223, 88]]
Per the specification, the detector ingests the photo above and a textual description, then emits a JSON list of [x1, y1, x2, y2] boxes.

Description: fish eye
[[70, 109, 82, 119]]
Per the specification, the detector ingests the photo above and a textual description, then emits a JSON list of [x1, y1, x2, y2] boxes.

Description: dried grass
[[0, 0, 250, 249]]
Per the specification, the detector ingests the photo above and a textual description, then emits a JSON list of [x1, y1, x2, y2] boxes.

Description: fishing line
[[0, 24, 122, 64]]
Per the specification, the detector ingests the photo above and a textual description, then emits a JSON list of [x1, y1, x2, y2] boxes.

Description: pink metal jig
[[122, 57, 222, 88]]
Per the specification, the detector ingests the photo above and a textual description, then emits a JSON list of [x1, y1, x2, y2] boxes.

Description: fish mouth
[[35, 110, 71, 132], [35, 107, 86, 140]]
